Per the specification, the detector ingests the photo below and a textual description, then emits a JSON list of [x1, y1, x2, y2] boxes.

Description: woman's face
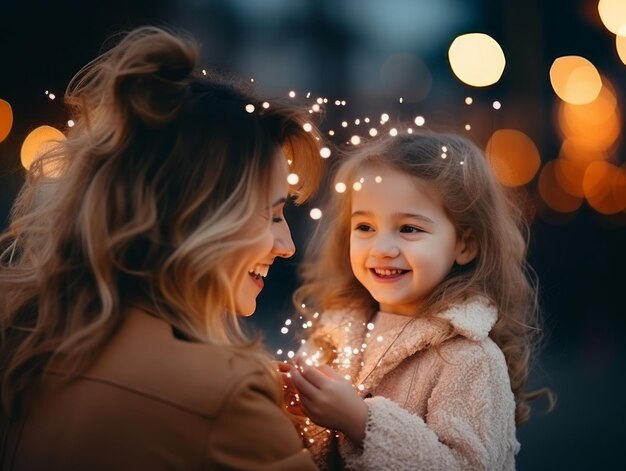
[[227, 152, 296, 316]]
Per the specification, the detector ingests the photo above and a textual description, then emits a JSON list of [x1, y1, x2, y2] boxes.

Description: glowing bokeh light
[[554, 157, 588, 198], [598, 0, 626, 34], [616, 26, 626, 65], [0, 99, 13, 143], [310, 208, 322, 220], [350, 135, 361, 145], [557, 78, 620, 152], [414, 116, 425, 126], [549, 56, 602, 105], [302, 123, 313, 132], [245, 104, 255, 113], [448, 33, 506, 87], [20, 125, 65, 170], [583, 161, 623, 214], [320, 147, 331, 158], [538, 161, 583, 213], [287, 173, 299, 185], [486, 129, 541, 187], [335, 182, 347, 193]]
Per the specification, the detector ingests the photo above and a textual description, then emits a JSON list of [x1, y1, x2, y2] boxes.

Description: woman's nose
[[273, 223, 296, 258]]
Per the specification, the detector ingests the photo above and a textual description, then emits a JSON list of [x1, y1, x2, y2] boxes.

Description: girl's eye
[[272, 215, 284, 223], [354, 224, 373, 232], [400, 225, 423, 234]]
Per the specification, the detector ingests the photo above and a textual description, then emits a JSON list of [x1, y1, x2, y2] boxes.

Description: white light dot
[[341, 121, 348, 128], [389, 128, 398, 136], [48, 93, 56, 100], [369, 128, 378, 137], [350, 135, 361, 145], [341, 100, 346, 106], [312, 104, 320, 112], [335, 182, 347, 193], [245, 104, 255, 113], [281, 327, 289, 334], [460, 161, 465, 165], [359, 177, 365, 184], [399, 97, 403, 103], [374, 175, 382, 183], [335, 100, 341, 106], [320, 147, 331, 158], [262, 101, 270, 109], [492, 101, 501, 110], [287, 173, 300, 185], [381, 113, 389, 123], [376, 335, 383, 342], [202, 69, 207, 75], [367, 323, 375, 330], [407, 128, 413, 134], [465, 97, 473, 105], [442, 146, 448, 152], [328, 130, 335, 136], [303, 123, 313, 132], [45, 90, 49, 95], [465, 124, 471, 131], [306, 92, 311, 98], [414, 116, 425, 126], [277, 349, 283, 355], [67, 120, 75, 127], [287, 351, 295, 359], [310, 208, 322, 220], [250, 78, 255, 82], [353, 182, 362, 191], [358, 384, 365, 391], [285, 319, 292, 325], [441, 153, 447, 159], [289, 91, 296, 98], [355, 119, 360, 125]]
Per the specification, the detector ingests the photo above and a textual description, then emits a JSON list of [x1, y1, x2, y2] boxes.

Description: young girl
[[286, 130, 552, 470]]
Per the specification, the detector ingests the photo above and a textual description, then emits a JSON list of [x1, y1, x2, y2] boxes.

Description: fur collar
[[352, 298, 498, 391]]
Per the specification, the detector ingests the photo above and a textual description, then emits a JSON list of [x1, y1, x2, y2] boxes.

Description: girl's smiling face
[[349, 165, 476, 316]]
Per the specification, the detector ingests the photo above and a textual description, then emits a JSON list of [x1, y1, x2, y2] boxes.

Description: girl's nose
[[370, 235, 400, 258]]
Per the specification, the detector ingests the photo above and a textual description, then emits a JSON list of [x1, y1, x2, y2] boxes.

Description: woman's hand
[[276, 362, 306, 416], [290, 357, 368, 445]]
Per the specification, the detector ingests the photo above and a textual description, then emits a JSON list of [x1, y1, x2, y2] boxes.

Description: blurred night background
[[1, 0, 624, 469]]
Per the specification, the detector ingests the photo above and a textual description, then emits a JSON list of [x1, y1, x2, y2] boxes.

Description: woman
[[0, 26, 322, 470]]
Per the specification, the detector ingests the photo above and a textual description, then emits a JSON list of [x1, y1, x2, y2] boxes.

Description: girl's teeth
[[374, 268, 404, 276]]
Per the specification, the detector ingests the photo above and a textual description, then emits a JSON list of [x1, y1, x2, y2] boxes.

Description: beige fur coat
[[298, 298, 519, 471]]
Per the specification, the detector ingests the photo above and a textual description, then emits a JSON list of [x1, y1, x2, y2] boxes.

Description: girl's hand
[[276, 362, 306, 416], [291, 357, 368, 445]]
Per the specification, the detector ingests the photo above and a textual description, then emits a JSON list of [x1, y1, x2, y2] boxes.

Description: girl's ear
[[455, 229, 479, 265]]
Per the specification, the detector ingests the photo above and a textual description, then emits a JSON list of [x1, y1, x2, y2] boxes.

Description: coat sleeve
[[339, 346, 520, 471], [208, 368, 318, 471]]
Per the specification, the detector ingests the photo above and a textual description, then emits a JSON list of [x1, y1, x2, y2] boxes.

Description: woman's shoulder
[[53, 310, 277, 419]]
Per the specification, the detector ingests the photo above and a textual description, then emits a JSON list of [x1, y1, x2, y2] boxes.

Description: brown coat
[[2, 310, 317, 471]]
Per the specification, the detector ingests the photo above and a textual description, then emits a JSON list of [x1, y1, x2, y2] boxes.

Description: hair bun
[[108, 27, 198, 127]]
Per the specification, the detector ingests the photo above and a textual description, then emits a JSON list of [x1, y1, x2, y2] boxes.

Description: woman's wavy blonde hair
[[0, 26, 323, 415], [295, 130, 553, 425]]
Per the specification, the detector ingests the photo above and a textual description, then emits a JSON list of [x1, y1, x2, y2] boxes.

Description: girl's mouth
[[370, 267, 409, 281]]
